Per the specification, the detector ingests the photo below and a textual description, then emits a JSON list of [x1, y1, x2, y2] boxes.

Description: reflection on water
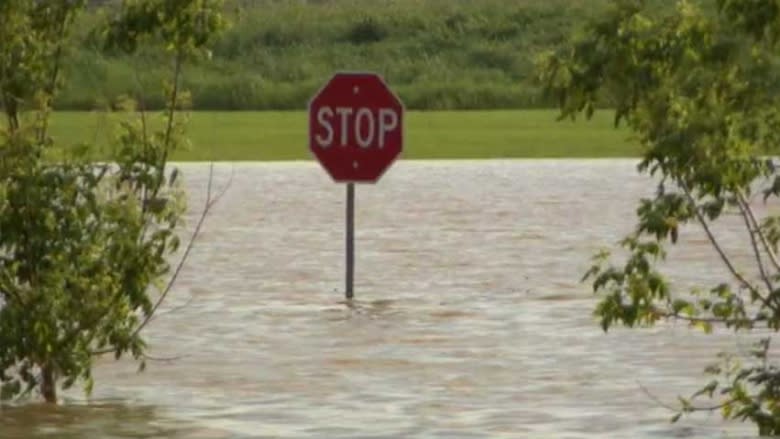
[[0, 402, 230, 438], [0, 160, 769, 438]]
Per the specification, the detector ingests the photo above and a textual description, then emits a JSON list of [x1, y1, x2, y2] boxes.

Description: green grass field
[[44, 110, 640, 161]]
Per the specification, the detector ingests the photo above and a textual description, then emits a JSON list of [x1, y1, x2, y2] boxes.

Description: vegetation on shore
[[57, 0, 666, 111], [10, 0, 677, 160]]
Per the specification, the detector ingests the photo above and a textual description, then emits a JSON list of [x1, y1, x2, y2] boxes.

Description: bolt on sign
[[308, 72, 405, 299]]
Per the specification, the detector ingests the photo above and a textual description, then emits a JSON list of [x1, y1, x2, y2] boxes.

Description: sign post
[[346, 182, 355, 298], [308, 72, 404, 300]]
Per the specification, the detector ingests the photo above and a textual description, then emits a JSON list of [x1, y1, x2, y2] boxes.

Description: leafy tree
[[537, 0, 780, 434], [0, 0, 226, 403]]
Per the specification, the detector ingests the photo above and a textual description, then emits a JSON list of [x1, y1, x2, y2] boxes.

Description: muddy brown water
[[0, 160, 775, 438]]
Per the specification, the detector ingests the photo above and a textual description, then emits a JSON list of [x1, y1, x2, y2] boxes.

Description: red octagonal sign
[[309, 72, 404, 183]]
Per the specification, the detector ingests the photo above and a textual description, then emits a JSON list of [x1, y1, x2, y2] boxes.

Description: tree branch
[[637, 381, 735, 413], [36, 7, 71, 145], [142, 353, 189, 363], [162, 49, 183, 158], [92, 162, 233, 357], [653, 306, 765, 327], [91, 39, 233, 357], [738, 192, 780, 273], [680, 182, 777, 313], [637, 381, 685, 413], [154, 293, 194, 317], [134, 66, 151, 220], [736, 196, 775, 296], [133, 163, 230, 334], [144, 49, 183, 217]]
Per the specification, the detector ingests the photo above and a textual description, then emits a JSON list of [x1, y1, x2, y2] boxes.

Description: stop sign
[[308, 72, 404, 183]]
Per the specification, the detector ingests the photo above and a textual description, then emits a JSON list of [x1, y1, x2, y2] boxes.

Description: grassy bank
[[56, 0, 655, 111], [47, 110, 639, 161]]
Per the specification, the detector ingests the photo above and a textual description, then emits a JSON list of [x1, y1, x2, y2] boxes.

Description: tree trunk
[[40, 364, 56, 403]]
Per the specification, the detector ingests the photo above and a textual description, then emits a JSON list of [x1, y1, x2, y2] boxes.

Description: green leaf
[[672, 298, 690, 314], [85, 377, 94, 397], [169, 168, 179, 186], [62, 377, 76, 390], [693, 320, 713, 334], [0, 380, 20, 401], [722, 401, 733, 419], [704, 364, 721, 375], [692, 380, 718, 399]]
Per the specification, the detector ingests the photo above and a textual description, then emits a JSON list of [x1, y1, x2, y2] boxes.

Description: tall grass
[[57, 0, 625, 111]]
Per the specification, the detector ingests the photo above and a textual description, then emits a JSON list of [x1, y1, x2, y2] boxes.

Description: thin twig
[[134, 67, 151, 218], [89, 32, 234, 356], [122, 51, 187, 337], [637, 381, 683, 413], [655, 307, 764, 327], [162, 50, 183, 160], [145, 49, 184, 214], [637, 381, 735, 413], [142, 353, 189, 363], [680, 182, 777, 313], [736, 196, 775, 295], [91, 62, 233, 357], [90, 109, 103, 148], [154, 293, 194, 317], [739, 192, 780, 273], [37, 7, 70, 145], [91, 164, 232, 356], [130, 163, 230, 337]]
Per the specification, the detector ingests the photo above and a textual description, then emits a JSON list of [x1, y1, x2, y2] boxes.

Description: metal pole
[[346, 183, 355, 300]]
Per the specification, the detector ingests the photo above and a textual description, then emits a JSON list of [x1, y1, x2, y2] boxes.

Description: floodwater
[[0, 160, 774, 438]]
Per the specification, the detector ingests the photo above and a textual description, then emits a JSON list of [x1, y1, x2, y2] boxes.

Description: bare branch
[[637, 381, 684, 413], [142, 353, 189, 363], [91, 163, 233, 357], [739, 192, 780, 273], [154, 293, 194, 317], [736, 196, 775, 295], [130, 162, 231, 337], [637, 381, 735, 413], [90, 110, 104, 148], [206, 163, 234, 210], [654, 307, 765, 327], [680, 182, 777, 313], [94, 348, 190, 363]]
